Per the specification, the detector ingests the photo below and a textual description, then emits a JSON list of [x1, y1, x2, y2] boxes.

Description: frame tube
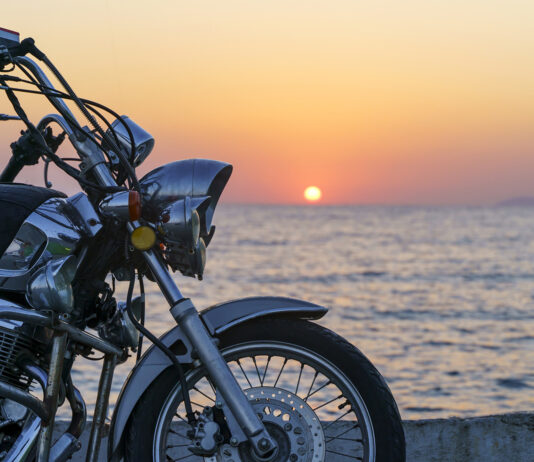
[[37, 332, 67, 462], [86, 354, 116, 462]]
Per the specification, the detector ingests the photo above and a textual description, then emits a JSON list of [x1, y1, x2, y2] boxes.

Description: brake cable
[[0, 77, 123, 193], [1, 73, 138, 188], [125, 268, 196, 425]]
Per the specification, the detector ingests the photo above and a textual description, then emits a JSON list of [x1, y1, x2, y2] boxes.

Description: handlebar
[[0, 155, 24, 182]]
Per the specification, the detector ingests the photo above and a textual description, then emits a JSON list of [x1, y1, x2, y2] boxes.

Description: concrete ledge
[[55, 412, 534, 461], [403, 412, 534, 462]]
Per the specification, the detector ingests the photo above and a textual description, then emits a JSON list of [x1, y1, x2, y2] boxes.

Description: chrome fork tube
[[140, 246, 277, 457], [85, 354, 116, 462], [37, 332, 67, 462]]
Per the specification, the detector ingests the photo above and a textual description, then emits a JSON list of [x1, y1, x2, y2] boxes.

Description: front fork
[[141, 246, 277, 457]]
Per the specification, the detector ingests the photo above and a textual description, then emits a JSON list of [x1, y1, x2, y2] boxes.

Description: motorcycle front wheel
[[125, 318, 405, 462]]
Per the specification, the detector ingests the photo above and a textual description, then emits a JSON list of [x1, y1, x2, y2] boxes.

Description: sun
[[304, 186, 322, 202]]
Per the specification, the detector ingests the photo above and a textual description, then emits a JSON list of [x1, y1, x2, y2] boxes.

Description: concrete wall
[[57, 412, 534, 461]]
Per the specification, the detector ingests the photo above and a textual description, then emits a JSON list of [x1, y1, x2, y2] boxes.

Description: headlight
[[140, 159, 232, 279], [107, 116, 154, 167], [158, 196, 210, 249], [26, 256, 77, 313]]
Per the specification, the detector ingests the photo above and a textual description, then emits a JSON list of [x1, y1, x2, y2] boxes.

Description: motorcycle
[[0, 30, 405, 462]]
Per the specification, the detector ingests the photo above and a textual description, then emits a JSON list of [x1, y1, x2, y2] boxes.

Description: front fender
[[108, 296, 327, 460]]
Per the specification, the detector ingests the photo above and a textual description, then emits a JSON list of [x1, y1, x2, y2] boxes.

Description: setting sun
[[304, 186, 322, 202]]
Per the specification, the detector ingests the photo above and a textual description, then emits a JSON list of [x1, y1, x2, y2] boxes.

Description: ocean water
[[69, 204, 534, 421]]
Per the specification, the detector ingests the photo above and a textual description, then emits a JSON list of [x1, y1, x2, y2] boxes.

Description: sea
[[68, 204, 534, 421]]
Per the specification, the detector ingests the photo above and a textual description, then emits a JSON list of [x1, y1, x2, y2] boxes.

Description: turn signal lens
[[128, 191, 141, 221], [131, 226, 156, 251]]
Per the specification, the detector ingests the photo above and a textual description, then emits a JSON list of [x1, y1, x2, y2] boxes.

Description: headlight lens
[[159, 196, 208, 249]]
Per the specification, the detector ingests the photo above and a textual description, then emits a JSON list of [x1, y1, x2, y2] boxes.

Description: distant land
[[498, 197, 534, 206]]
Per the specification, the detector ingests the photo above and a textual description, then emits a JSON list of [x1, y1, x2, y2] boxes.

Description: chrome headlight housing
[[158, 196, 210, 249], [140, 159, 232, 279], [107, 116, 155, 167], [26, 256, 77, 313]]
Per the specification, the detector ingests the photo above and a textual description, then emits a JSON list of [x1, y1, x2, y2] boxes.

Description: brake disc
[[206, 387, 325, 462]]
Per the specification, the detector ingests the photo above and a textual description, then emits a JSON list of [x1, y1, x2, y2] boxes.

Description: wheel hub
[[206, 387, 325, 462]]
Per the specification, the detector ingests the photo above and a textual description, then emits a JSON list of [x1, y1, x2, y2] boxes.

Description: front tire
[[125, 318, 405, 462]]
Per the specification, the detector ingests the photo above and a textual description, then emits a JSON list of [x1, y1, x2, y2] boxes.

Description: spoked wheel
[[125, 319, 405, 462]]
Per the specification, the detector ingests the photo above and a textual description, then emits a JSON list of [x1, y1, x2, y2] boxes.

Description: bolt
[[289, 455, 298, 462], [294, 427, 303, 435], [284, 423, 293, 431], [230, 437, 238, 447], [223, 448, 232, 456], [258, 438, 271, 450], [215, 401, 223, 409], [297, 436, 305, 445], [88, 218, 97, 226], [297, 447, 306, 456]]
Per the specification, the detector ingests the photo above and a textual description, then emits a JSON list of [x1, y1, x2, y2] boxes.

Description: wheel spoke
[[295, 363, 304, 395], [312, 394, 343, 412], [304, 371, 319, 401], [306, 379, 331, 400], [260, 356, 271, 386], [325, 423, 361, 443], [192, 386, 215, 402], [273, 357, 287, 387], [322, 410, 352, 431], [326, 448, 363, 460], [159, 344, 373, 462], [236, 359, 253, 388], [252, 356, 262, 383], [168, 428, 190, 440]]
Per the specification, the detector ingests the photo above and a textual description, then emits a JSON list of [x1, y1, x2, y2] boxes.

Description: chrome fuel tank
[[0, 193, 102, 292]]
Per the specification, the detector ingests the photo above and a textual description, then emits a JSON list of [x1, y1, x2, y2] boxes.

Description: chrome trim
[[37, 332, 67, 462], [3, 364, 48, 462], [0, 194, 101, 291], [68, 130, 117, 187], [108, 116, 154, 167], [99, 190, 130, 220], [154, 341, 376, 462], [0, 381, 48, 421], [21, 361, 48, 394], [26, 255, 77, 313], [37, 113, 75, 138], [65, 193, 103, 237], [4, 413, 41, 462], [86, 354, 116, 462], [16, 57, 78, 127], [0, 302, 123, 356], [139, 159, 232, 235], [138, 238, 276, 456]]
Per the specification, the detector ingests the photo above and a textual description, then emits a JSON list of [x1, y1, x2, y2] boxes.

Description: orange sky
[[2, 1, 534, 204]]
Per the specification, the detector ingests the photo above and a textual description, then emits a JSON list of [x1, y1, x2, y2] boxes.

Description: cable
[[125, 268, 196, 425], [38, 53, 140, 191], [0, 78, 123, 193], [136, 273, 146, 362], [1, 73, 138, 186], [0, 82, 114, 167]]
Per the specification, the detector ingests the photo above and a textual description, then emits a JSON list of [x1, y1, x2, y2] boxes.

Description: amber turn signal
[[128, 191, 141, 221], [131, 226, 156, 251]]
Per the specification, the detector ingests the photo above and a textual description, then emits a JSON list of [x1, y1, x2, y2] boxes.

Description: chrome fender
[[108, 296, 328, 460]]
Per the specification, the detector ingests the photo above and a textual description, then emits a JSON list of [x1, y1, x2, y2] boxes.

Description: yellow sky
[[2, 1, 534, 204]]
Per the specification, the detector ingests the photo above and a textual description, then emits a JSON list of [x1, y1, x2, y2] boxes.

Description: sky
[[1, 1, 534, 205]]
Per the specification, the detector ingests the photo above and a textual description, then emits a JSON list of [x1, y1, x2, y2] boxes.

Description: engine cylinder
[[0, 319, 45, 390]]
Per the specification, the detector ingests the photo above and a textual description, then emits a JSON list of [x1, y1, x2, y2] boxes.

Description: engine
[[0, 318, 48, 391]]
